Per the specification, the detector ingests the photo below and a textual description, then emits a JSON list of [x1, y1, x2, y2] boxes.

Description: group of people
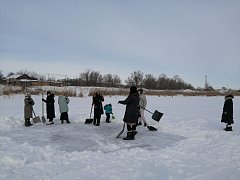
[[24, 91, 70, 126], [24, 87, 235, 139]]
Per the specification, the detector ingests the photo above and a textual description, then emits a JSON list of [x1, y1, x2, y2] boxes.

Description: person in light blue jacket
[[58, 96, 70, 124]]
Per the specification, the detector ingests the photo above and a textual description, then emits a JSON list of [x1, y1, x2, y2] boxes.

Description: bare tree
[[103, 74, 121, 87], [125, 70, 144, 87], [143, 74, 156, 89], [0, 70, 4, 83], [89, 71, 102, 86], [7, 72, 15, 77], [80, 69, 91, 86]]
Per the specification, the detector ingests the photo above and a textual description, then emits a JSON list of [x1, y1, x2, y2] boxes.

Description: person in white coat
[[138, 89, 148, 127], [58, 95, 70, 124]]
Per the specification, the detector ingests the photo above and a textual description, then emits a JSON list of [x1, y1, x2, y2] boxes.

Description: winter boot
[[224, 125, 232, 131], [66, 120, 71, 124], [61, 120, 64, 124], [25, 119, 33, 127], [138, 122, 142, 126], [131, 131, 137, 140], [144, 123, 147, 127], [123, 131, 134, 140], [47, 120, 54, 125]]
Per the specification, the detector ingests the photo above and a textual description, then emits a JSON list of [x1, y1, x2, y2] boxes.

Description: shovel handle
[[32, 109, 37, 118], [139, 106, 153, 114], [89, 104, 93, 119]]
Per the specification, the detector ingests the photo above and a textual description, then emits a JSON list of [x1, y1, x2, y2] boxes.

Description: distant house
[[4, 74, 38, 87]]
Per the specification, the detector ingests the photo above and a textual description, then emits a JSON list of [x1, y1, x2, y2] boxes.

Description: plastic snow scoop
[[41, 93, 46, 123], [85, 105, 93, 124], [32, 109, 41, 124], [140, 106, 163, 122]]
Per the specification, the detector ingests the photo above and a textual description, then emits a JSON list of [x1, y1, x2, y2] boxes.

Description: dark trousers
[[60, 112, 69, 121], [93, 114, 101, 125], [127, 124, 137, 132], [106, 113, 110, 122]]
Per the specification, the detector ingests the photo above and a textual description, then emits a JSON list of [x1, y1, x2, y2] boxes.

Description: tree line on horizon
[[0, 69, 194, 90]]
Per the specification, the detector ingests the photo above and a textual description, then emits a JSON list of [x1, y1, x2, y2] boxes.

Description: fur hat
[[225, 94, 234, 99]]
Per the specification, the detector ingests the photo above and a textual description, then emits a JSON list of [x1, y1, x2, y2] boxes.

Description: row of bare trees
[[1, 69, 194, 90]]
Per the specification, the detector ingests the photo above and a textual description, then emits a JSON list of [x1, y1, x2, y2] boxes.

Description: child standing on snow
[[104, 104, 113, 123], [221, 94, 234, 131]]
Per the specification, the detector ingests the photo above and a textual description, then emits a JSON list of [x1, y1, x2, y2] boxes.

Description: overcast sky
[[1, 0, 240, 89]]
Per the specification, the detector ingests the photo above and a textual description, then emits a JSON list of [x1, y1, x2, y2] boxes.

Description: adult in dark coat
[[24, 93, 34, 127], [92, 92, 104, 126], [42, 91, 55, 124], [118, 86, 140, 140], [221, 94, 234, 131]]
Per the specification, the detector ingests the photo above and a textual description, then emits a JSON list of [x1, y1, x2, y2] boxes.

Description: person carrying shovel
[[24, 93, 34, 127]]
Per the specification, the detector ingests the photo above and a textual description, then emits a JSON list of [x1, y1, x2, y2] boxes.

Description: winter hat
[[138, 88, 144, 94], [25, 92, 31, 97], [130, 86, 138, 94], [47, 91, 51, 95], [225, 94, 234, 99]]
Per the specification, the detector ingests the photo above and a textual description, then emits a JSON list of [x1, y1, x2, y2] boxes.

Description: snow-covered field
[[0, 94, 240, 180]]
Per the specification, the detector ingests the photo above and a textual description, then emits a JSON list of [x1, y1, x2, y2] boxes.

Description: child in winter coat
[[221, 94, 234, 131], [58, 96, 70, 124], [24, 93, 34, 127], [104, 104, 113, 123]]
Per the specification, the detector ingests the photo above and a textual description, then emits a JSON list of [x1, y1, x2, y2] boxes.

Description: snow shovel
[[140, 106, 163, 122], [32, 109, 41, 124], [85, 105, 93, 124], [116, 123, 125, 138], [147, 125, 158, 131], [41, 93, 46, 123]]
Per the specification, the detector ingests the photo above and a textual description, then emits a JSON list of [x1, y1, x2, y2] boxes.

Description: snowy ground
[[0, 94, 240, 180]]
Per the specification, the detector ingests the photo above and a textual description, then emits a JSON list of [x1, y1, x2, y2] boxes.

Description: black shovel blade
[[147, 125, 158, 131], [41, 116, 46, 123], [85, 118, 93, 124], [152, 110, 163, 122]]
